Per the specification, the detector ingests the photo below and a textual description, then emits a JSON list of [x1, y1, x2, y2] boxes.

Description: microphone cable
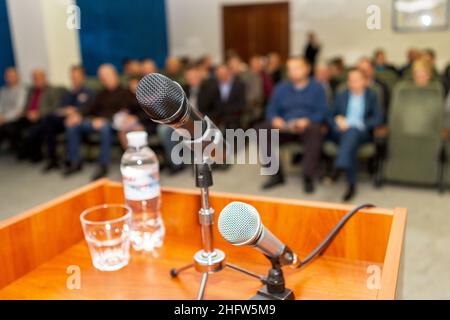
[[296, 203, 375, 269]]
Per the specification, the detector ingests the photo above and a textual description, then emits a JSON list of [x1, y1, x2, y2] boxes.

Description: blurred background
[[1, 0, 450, 299]]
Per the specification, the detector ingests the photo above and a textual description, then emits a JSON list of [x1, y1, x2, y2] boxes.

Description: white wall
[[7, 0, 81, 86], [166, 0, 450, 69]]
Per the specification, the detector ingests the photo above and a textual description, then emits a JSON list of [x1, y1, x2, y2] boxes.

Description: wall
[[0, 0, 15, 86], [77, 0, 168, 75], [166, 0, 450, 69], [6, 0, 81, 86]]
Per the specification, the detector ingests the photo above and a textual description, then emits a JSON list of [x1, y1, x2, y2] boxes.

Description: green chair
[[382, 80, 445, 189]]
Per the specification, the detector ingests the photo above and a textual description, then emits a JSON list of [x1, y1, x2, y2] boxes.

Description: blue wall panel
[[77, 0, 168, 76], [0, 0, 15, 86]]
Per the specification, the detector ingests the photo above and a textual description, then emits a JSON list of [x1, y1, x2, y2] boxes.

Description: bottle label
[[122, 165, 160, 201]]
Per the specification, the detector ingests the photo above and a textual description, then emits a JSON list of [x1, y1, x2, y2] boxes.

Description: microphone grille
[[218, 202, 261, 245], [136, 73, 184, 121]]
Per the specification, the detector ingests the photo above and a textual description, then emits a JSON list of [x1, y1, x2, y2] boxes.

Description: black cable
[[297, 203, 375, 269]]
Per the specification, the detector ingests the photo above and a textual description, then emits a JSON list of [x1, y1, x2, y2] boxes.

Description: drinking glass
[[80, 204, 132, 271]]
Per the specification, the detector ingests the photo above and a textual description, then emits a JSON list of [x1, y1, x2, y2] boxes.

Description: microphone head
[[218, 202, 262, 246], [136, 73, 184, 122]]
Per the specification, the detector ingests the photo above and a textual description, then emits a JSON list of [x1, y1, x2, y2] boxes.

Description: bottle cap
[[127, 131, 148, 148]]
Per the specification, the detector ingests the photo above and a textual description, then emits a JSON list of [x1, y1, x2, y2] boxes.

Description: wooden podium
[[0, 179, 406, 300]]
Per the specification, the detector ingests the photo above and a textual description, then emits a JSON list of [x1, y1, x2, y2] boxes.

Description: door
[[222, 2, 289, 62]]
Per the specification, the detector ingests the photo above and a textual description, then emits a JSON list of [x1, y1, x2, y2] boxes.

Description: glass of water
[[80, 204, 132, 271]]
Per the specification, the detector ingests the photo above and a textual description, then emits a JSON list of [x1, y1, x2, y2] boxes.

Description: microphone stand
[[251, 257, 295, 300], [169, 161, 265, 300]]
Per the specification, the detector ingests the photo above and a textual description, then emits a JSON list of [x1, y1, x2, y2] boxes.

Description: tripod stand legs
[[225, 263, 266, 282], [197, 273, 209, 300]]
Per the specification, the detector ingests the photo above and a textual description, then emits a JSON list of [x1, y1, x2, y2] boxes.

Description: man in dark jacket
[[213, 64, 246, 129], [64, 64, 134, 180], [42, 65, 95, 171], [6, 69, 60, 161], [329, 68, 383, 201]]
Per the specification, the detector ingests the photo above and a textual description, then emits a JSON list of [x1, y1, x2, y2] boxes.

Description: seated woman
[[328, 68, 383, 201]]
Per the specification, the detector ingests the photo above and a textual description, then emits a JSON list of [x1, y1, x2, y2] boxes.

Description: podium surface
[[0, 179, 406, 300]]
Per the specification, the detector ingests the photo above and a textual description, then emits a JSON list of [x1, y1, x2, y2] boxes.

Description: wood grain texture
[[0, 180, 407, 300]]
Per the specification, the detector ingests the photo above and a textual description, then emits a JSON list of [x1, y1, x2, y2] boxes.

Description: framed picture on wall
[[393, 0, 450, 32]]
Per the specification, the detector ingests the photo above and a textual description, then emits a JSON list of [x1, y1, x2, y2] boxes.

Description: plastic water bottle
[[120, 131, 165, 252]]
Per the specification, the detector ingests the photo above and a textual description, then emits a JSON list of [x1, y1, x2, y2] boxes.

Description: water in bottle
[[120, 131, 165, 252]]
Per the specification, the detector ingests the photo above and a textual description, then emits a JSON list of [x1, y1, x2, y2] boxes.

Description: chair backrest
[[389, 80, 444, 137], [385, 80, 445, 184]]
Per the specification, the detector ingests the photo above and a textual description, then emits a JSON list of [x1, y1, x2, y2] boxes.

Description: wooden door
[[222, 2, 289, 62]]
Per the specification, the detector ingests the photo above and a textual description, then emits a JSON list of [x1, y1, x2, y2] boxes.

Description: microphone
[[136, 73, 225, 163], [218, 202, 299, 267]]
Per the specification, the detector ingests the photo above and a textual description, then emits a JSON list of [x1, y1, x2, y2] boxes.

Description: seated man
[[258, 56, 328, 193], [373, 49, 398, 74], [42, 65, 95, 171], [163, 56, 184, 84], [7, 69, 59, 161], [329, 68, 383, 201], [64, 64, 134, 180], [213, 63, 246, 129], [357, 57, 390, 118], [0, 67, 27, 149]]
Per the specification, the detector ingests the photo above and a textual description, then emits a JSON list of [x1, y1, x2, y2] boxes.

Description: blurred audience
[[257, 56, 328, 193], [328, 57, 346, 94], [157, 64, 209, 174], [198, 55, 216, 79], [114, 76, 154, 149], [141, 59, 158, 75], [229, 55, 264, 121], [42, 66, 95, 171], [267, 52, 284, 85], [314, 62, 333, 105], [328, 68, 383, 201], [304, 32, 321, 71], [357, 57, 390, 116], [412, 59, 433, 88], [0, 67, 27, 149], [399, 48, 421, 77], [373, 49, 398, 74], [8, 69, 59, 161], [65, 64, 134, 180], [214, 64, 246, 129], [121, 58, 141, 84], [1, 43, 449, 190], [163, 57, 184, 83]]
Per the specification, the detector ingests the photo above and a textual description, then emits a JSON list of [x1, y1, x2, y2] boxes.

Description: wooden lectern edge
[[104, 179, 395, 216], [378, 207, 408, 299], [0, 178, 396, 229]]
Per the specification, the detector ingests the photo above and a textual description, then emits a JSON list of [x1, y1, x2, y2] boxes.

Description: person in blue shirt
[[42, 65, 95, 171], [328, 68, 383, 201], [258, 56, 328, 193]]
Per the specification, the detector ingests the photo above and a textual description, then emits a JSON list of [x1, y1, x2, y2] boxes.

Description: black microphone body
[[136, 73, 206, 140], [136, 73, 226, 163]]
